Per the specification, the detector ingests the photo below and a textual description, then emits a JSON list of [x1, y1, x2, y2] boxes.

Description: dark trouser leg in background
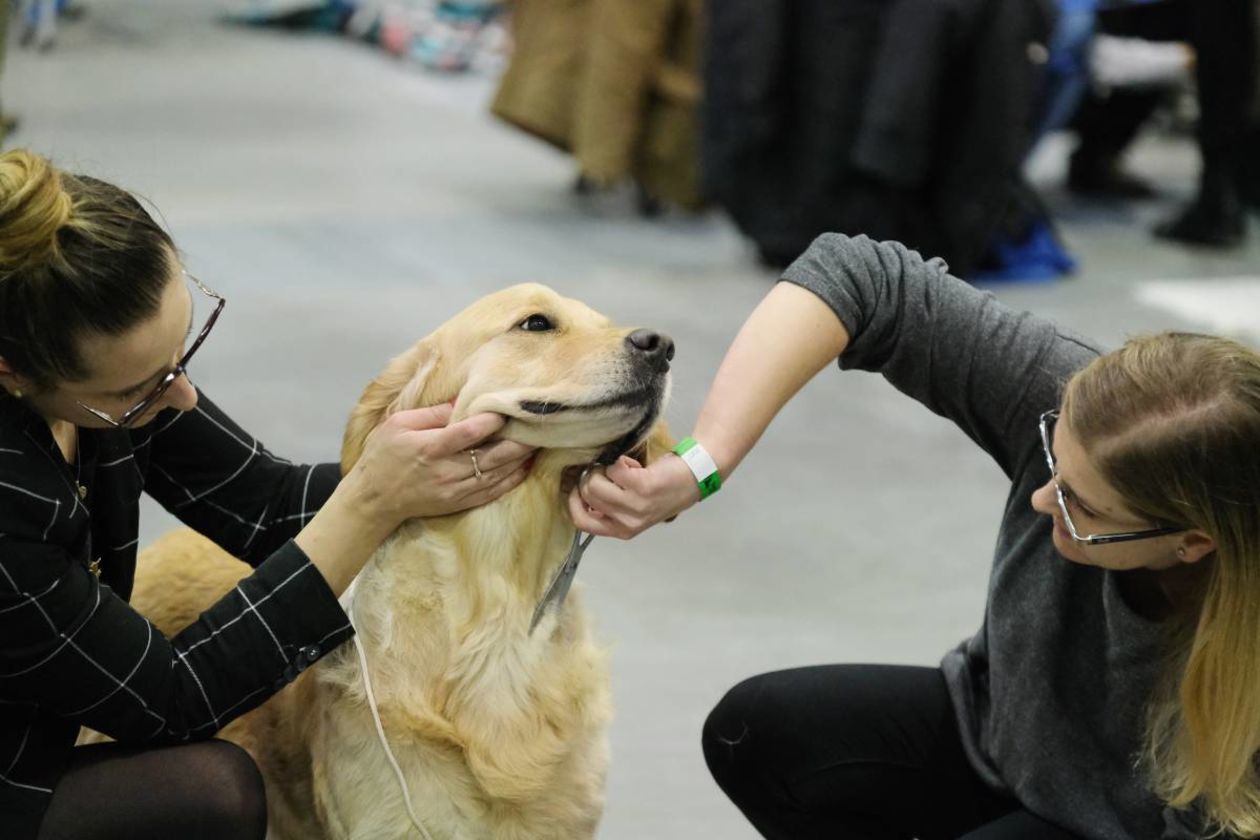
[[701, 663, 1083, 839], [0, 3, 14, 144], [1156, 0, 1257, 245], [1069, 88, 1166, 198], [1069, 0, 1189, 199], [36, 739, 267, 840]]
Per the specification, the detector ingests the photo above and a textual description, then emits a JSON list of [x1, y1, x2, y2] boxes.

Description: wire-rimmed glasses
[[1038, 409, 1183, 546], [76, 274, 225, 428]]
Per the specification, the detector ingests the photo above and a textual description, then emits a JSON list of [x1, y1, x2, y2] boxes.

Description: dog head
[[341, 283, 674, 477]]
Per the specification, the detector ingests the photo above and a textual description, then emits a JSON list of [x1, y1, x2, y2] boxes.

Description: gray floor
[[6, 3, 1260, 837]]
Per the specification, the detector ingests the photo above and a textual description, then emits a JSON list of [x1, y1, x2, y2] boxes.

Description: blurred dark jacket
[[703, 0, 1057, 274], [1251, 0, 1260, 120], [492, 0, 704, 209]]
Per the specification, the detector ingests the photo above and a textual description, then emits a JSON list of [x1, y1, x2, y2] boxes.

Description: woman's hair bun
[[0, 149, 74, 274]]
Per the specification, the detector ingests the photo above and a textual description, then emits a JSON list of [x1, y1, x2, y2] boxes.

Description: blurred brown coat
[[491, 0, 703, 209]]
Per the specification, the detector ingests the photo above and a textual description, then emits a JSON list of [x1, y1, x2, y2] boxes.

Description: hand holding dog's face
[[342, 403, 536, 524]]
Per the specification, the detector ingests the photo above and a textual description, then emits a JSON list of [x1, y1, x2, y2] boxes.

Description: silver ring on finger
[[469, 449, 483, 480]]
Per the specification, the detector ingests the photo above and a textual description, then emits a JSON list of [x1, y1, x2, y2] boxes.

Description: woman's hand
[[567, 453, 701, 539], [344, 403, 535, 528], [298, 403, 535, 596]]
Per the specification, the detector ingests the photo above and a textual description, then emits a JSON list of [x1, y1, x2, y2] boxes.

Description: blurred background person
[[0, 1, 19, 143], [1154, 0, 1260, 247]]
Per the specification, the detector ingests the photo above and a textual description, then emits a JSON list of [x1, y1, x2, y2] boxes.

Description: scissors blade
[[529, 531, 595, 633]]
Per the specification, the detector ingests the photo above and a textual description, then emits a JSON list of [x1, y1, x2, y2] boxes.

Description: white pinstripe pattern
[[1, 393, 349, 815], [176, 614, 353, 739], [0, 575, 167, 727], [176, 653, 222, 731], [240, 504, 271, 551], [234, 585, 286, 660], [0, 481, 62, 541], [190, 405, 253, 450], [148, 463, 198, 505], [300, 464, 315, 515], [150, 410, 186, 437], [98, 454, 135, 468], [50, 590, 167, 729], [21, 430, 88, 522], [0, 770, 53, 790], [0, 775, 53, 795], [0, 566, 76, 678], [61, 622, 156, 718], [166, 444, 259, 508], [176, 563, 315, 659], [201, 497, 268, 535], [0, 577, 61, 615], [3, 723, 31, 778], [270, 510, 320, 526], [184, 684, 271, 737]]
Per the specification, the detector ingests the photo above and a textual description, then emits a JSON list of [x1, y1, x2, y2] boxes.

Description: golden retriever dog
[[115, 284, 675, 839]]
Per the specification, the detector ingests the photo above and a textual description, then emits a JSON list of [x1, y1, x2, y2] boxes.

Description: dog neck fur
[[334, 452, 591, 711]]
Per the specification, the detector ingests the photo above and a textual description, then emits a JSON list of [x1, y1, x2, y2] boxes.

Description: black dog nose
[[626, 329, 675, 366]]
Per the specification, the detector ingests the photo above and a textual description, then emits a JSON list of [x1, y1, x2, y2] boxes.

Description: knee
[[195, 740, 268, 839], [701, 674, 774, 789]]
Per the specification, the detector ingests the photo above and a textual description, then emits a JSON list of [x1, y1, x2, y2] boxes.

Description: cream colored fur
[[111, 284, 674, 839]]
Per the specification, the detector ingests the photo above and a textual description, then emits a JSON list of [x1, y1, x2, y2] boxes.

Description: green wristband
[[673, 436, 722, 500]]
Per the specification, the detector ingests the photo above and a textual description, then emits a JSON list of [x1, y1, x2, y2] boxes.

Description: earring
[[12, 388, 21, 399], [1176, 546, 1187, 559]]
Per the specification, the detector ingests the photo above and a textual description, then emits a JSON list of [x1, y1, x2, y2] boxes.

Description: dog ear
[[340, 343, 439, 475]]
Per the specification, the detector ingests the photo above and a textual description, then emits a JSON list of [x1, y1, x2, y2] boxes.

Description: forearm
[[693, 282, 850, 478], [293, 479, 396, 597], [568, 281, 851, 539]]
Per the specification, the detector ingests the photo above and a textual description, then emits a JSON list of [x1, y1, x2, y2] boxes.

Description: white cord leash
[[345, 459, 605, 834], [349, 587, 436, 840]]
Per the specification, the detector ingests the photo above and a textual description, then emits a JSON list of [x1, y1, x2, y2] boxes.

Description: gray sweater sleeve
[[781, 234, 1102, 478]]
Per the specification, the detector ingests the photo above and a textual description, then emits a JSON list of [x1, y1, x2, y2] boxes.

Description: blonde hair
[[0, 151, 75, 273], [0, 149, 175, 387], [1063, 332, 1260, 837]]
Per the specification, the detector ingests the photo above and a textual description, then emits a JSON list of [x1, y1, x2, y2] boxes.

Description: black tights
[[37, 739, 267, 840], [702, 664, 1082, 840]]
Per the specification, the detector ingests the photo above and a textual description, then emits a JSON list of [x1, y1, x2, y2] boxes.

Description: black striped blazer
[[0, 390, 352, 837]]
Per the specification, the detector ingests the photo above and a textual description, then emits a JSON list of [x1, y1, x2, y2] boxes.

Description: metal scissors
[[530, 465, 600, 633]]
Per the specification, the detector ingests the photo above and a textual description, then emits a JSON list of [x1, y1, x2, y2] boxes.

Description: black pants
[[1073, 0, 1191, 166], [702, 665, 1082, 839], [1074, 0, 1258, 190]]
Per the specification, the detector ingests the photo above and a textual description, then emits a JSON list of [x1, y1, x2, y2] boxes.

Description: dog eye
[[518, 314, 555, 332]]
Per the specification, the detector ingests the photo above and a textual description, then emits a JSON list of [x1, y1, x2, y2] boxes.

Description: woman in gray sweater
[[570, 234, 1260, 839]]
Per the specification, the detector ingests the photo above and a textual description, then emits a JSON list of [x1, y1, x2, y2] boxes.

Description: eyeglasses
[[1038, 409, 1183, 546], [77, 273, 226, 428]]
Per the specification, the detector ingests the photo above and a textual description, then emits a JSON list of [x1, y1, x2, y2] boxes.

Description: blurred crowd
[[487, 0, 1260, 276], [2, 0, 1257, 278]]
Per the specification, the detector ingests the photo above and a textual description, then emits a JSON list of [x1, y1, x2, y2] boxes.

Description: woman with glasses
[[0, 149, 536, 840], [572, 233, 1258, 838]]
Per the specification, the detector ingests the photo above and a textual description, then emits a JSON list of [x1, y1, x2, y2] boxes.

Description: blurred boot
[[1067, 149, 1157, 199], [1242, 126, 1260, 210], [1154, 165, 1246, 246]]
